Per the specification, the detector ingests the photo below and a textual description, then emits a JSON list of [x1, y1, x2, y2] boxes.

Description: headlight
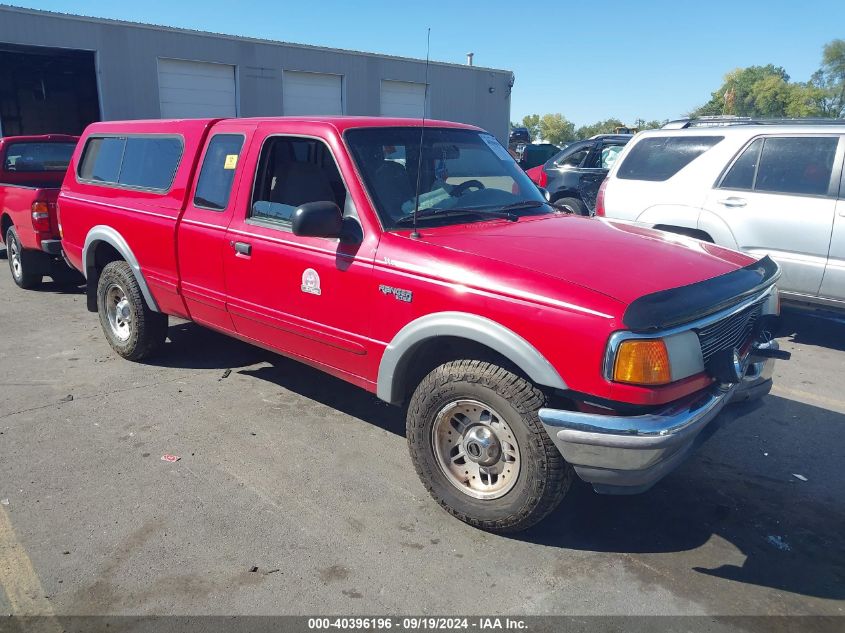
[[612, 339, 672, 385]]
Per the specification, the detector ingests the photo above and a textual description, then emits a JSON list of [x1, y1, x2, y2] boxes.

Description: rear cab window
[[720, 136, 839, 197], [193, 134, 246, 211], [77, 135, 183, 192], [3, 142, 76, 173], [617, 135, 723, 181]]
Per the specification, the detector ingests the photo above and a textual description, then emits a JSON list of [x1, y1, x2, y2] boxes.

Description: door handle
[[718, 197, 747, 208], [231, 241, 252, 256]]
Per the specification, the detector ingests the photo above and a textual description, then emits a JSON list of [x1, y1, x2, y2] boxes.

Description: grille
[[696, 301, 763, 363]]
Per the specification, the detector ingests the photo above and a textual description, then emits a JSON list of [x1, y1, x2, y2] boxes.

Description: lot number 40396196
[[307, 618, 527, 630]]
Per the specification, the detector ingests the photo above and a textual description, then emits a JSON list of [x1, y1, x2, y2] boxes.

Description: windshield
[[345, 127, 552, 229], [4, 142, 76, 173]]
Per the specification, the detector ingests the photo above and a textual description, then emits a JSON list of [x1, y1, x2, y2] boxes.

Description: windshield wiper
[[496, 200, 553, 212], [395, 206, 518, 226]]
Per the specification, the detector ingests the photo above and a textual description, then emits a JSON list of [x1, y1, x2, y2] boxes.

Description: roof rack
[[663, 116, 845, 129]]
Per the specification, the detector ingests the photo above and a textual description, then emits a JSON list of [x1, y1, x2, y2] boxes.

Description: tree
[[575, 118, 625, 139], [538, 113, 576, 145], [747, 74, 795, 117], [690, 65, 790, 117], [633, 118, 667, 130], [811, 39, 845, 117], [688, 42, 845, 120]]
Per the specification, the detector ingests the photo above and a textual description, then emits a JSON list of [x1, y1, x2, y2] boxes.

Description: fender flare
[[635, 204, 701, 230], [376, 311, 567, 404], [82, 225, 160, 312], [696, 210, 740, 250]]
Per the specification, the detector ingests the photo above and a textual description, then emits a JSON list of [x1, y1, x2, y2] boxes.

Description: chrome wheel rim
[[105, 283, 132, 342], [432, 399, 520, 500], [8, 236, 22, 280]]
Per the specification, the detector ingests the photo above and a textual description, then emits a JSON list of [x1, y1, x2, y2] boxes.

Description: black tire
[[5, 226, 42, 289], [96, 260, 168, 361], [555, 196, 588, 216], [407, 360, 573, 533]]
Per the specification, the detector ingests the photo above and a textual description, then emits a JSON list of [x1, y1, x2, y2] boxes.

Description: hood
[[412, 215, 755, 306]]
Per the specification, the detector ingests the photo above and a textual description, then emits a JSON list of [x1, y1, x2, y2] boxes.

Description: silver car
[[599, 119, 845, 312]]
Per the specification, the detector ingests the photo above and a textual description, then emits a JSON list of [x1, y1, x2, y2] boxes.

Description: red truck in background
[[58, 116, 786, 532], [0, 134, 80, 288]]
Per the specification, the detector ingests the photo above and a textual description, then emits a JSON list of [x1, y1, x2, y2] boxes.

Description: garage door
[[380, 80, 427, 118], [157, 59, 237, 119], [283, 71, 343, 115]]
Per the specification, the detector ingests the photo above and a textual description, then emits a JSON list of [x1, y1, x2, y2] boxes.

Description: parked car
[[527, 134, 631, 215], [599, 120, 845, 312], [59, 116, 784, 532], [509, 127, 531, 145], [518, 142, 560, 171], [0, 134, 80, 288]]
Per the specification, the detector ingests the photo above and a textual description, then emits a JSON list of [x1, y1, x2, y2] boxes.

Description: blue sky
[[10, 0, 845, 126]]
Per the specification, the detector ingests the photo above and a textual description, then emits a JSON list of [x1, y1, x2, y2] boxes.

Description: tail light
[[538, 168, 548, 188], [31, 201, 52, 232], [595, 178, 608, 217]]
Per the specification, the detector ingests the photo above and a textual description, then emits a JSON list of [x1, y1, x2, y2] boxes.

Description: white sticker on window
[[480, 134, 513, 162], [224, 154, 238, 170]]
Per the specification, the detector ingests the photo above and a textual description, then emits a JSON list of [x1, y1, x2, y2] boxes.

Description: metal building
[[0, 5, 513, 141]]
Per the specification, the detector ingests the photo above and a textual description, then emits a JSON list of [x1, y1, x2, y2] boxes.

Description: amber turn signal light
[[613, 339, 672, 385]]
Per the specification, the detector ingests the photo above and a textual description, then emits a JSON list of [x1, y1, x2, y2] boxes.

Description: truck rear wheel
[[96, 260, 168, 361], [5, 226, 42, 289], [407, 360, 573, 533]]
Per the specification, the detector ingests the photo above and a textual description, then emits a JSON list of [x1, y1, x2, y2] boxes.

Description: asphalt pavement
[[0, 259, 843, 621]]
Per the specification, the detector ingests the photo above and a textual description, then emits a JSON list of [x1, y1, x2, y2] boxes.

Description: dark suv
[[509, 127, 531, 145], [530, 135, 631, 215]]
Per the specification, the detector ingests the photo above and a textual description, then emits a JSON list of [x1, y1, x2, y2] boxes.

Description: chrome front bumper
[[538, 343, 777, 494]]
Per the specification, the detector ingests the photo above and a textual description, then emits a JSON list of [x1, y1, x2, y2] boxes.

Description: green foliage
[[689, 41, 845, 119], [538, 113, 576, 145], [811, 39, 845, 117], [510, 40, 844, 147], [691, 65, 790, 117], [574, 118, 624, 139], [633, 118, 667, 130]]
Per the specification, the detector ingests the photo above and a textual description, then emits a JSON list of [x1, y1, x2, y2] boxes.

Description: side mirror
[[292, 201, 343, 238], [537, 186, 551, 201]]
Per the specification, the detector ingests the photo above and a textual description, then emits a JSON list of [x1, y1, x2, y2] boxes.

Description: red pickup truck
[[59, 117, 785, 532], [1, 134, 79, 288]]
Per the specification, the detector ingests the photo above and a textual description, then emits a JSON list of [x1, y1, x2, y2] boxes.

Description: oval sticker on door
[[301, 268, 321, 295]]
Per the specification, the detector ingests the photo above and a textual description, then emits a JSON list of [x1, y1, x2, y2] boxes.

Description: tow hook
[[750, 338, 791, 362]]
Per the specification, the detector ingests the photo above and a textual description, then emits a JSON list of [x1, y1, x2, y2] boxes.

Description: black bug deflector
[[622, 256, 780, 332]]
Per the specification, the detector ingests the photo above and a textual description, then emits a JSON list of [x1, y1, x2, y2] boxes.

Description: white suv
[[598, 121, 845, 311]]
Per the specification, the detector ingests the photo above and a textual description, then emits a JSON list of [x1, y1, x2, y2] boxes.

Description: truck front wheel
[[407, 360, 573, 533], [96, 260, 168, 361], [5, 226, 42, 289]]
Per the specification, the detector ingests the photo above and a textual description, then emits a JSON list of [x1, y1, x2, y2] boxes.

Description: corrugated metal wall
[[0, 6, 512, 141]]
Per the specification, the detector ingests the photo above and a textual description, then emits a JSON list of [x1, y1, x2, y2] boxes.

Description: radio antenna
[[410, 27, 431, 240]]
